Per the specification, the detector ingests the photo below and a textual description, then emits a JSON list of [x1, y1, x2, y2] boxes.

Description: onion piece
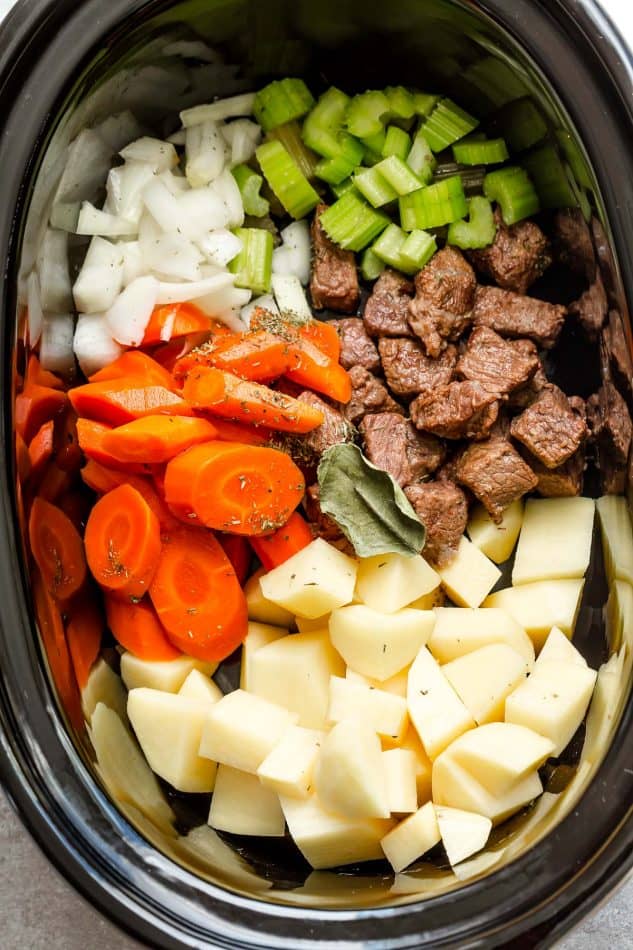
[[77, 203, 138, 237], [155, 271, 235, 304], [73, 236, 124, 313], [96, 111, 144, 152], [146, 233, 203, 282], [119, 137, 178, 172], [40, 314, 75, 377], [241, 293, 279, 326], [271, 273, 312, 322], [53, 129, 113, 205], [185, 119, 226, 188], [106, 160, 155, 224], [166, 129, 186, 146], [197, 229, 242, 267], [73, 313, 124, 376], [222, 119, 262, 166], [142, 177, 183, 233], [27, 271, 44, 346], [158, 169, 189, 194], [177, 188, 230, 238], [211, 168, 244, 228], [105, 275, 158, 346], [120, 241, 144, 287], [37, 228, 73, 312], [273, 220, 311, 285], [180, 93, 256, 127]]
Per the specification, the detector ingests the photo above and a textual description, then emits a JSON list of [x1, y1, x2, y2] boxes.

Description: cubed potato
[[409, 587, 446, 610], [280, 794, 393, 869], [260, 538, 358, 619], [249, 631, 344, 728], [452, 847, 505, 882], [512, 497, 595, 586], [330, 605, 434, 682], [127, 688, 217, 793], [442, 644, 528, 724], [179, 669, 223, 705], [605, 578, 633, 654], [380, 801, 441, 872], [244, 568, 295, 627], [328, 675, 408, 742], [239, 621, 288, 691], [383, 749, 418, 813], [537, 626, 587, 666], [399, 727, 433, 803], [355, 552, 440, 614], [208, 765, 285, 836], [81, 658, 128, 724], [199, 689, 298, 773], [446, 722, 555, 796], [484, 579, 585, 651], [467, 499, 524, 564], [437, 537, 502, 608], [428, 607, 534, 668], [295, 615, 329, 633], [584, 648, 627, 760], [257, 726, 324, 798], [315, 720, 390, 819], [346, 666, 409, 698], [434, 805, 492, 866], [505, 659, 597, 756], [120, 653, 217, 694], [407, 648, 475, 760], [432, 750, 542, 824], [596, 495, 633, 587]]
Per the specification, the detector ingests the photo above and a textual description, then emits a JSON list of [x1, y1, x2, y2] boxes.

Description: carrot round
[[89, 350, 175, 389], [298, 321, 341, 362], [175, 329, 301, 383], [218, 534, 251, 584], [149, 526, 248, 662], [105, 594, 181, 661], [164, 440, 305, 535], [69, 378, 191, 426], [286, 337, 352, 403], [54, 409, 83, 473], [142, 302, 215, 346], [80, 462, 179, 534], [250, 511, 314, 570], [15, 383, 66, 443], [15, 433, 31, 484], [29, 497, 87, 601], [84, 483, 161, 600], [26, 354, 65, 390], [32, 569, 82, 728], [101, 415, 218, 464], [76, 418, 156, 473], [28, 420, 55, 483], [65, 589, 104, 688], [210, 418, 272, 446]]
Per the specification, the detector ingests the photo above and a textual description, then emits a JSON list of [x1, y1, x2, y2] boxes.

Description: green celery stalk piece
[[407, 130, 436, 184], [256, 139, 320, 219], [347, 90, 390, 139], [483, 165, 540, 224], [375, 155, 422, 196], [447, 195, 496, 249], [230, 227, 273, 294], [354, 165, 398, 207], [231, 164, 269, 217], [320, 191, 389, 251], [253, 78, 315, 132], [315, 153, 357, 185], [385, 86, 416, 121], [361, 247, 386, 281], [400, 229, 437, 269], [382, 126, 411, 161]]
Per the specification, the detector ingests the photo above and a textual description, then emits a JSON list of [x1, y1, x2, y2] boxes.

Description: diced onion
[[167, 129, 186, 146], [211, 168, 244, 229], [222, 118, 262, 166], [73, 313, 124, 376], [177, 188, 230, 238], [197, 229, 242, 267], [53, 129, 113, 205], [155, 271, 234, 304], [180, 93, 256, 128], [36, 229, 73, 313], [119, 137, 178, 172], [277, 220, 311, 285], [120, 241, 144, 287], [145, 233, 203, 282], [26, 271, 43, 346], [185, 119, 226, 188], [158, 170, 190, 195], [77, 203, 138, 237], [241, 292, 279, 326], [73, 236, 124, 314], [106, 161, 155, 224], [39, 313, 75, 376], [105, 275, 158, 346], [271, 273, 312, 322], [95, 111, 144, 152], [142, 177, 183, 233]]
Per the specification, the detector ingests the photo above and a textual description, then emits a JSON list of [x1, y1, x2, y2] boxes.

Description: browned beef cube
[[510, 386, 588, 469], [507, 352, 549, 410], [343, 365, 403, 425], [456, 439, 538, 523], [310, 204, 360, 313], [603, 309, 633, 396], [472, 285, 566, 349], [408, 247, 476, 357], [468, 209, 552, 293], [456, 327, 539, 396], [404, 480, 468, 567], [591, 217, 617, 299], [569, 271, 607, 340], [363, 269, 414, 338], [410, 380, 499, 440], [359, 413, 445, 487], [296, 391, 356, 457], [378, 338, 457, 398], [553, 208, 596, 283], [303, 484, 347, 547], [587, 381, 633, 493], [332, 317, 380, 372], [532, 449, 585, 497]]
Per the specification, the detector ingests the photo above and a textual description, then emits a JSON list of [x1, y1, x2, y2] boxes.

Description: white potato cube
[[328, 676, 408, 742], [127, 688, 217, 793], [484, 579, 585, 650], [120, 652, 217, 694], [584, 649, 626, 760], [248, 631, 344, 728], [280, 794, 393, 868], [239, 620, 287, 691], [537, 626, 587, 667], [315, 720, 390, 819], [606, 578, 633, 654], [380, 801, 441, 872], [81, 658, 128, 724], [346, 666, 408, 698], [209, 765, 285, 836], [505, 659, 597, 756], [399, 727, 433, 803], [434, 805, 492, 866], [330, 605, 434, 682], [179, 669, 223, 705], [244, 568, 295, 628], [596, 495, 633, 587], [260, 538, 358, 619], [447, 722, 555, 795], [407, 648, 475, 760], [257, 726, 324, 798], [467, 499, 524, 564], [432, 751, 542, 824], [512, 497, 595, 586], [428, 607, 535, 668], [355, 552, 440, 614], [199, 689, 298, 773], [383, 749, 418, 813], [442, 644, 528, 724], [437, 537, 501, 607], [409, 587, 446, 610]]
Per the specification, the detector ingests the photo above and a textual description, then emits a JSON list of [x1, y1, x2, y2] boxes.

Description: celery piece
[[302, 87, 352, 159], [382, 126, 411, 161], [268, 121, 319, 180], [361, 130, 387, 166], [253, 78, 315, 132], [493, 97, 548, 152], [399, 175, 468, 230], [256, 140, 320, 219], [346, 90, 390, 139], [385, 86, 416, 121], [400, 229, 437, 270], [230, 227, 273, 294], [407, 130, 436, 184], [483, 166, 540, 225], [413, 92, 440, 117], [522, 144, 577, 210], [361, 247, 386, 281], [371, 223, 434, 275], [354, 165, 398, 208], [372, 223, 409, 270], [420, 98, 479, 152], [556, 128, 593, 190], [320, 192, 389, 251], [463, 57, 528, 113], [375, 155, 422, 196], [331, 178, 358, 199], [452, 135, 509, 166], [447, 196, 496, 249], [232, 164, 270, 217], [315, 153, 357, 185]]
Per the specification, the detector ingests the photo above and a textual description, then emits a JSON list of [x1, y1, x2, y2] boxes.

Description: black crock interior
[[1, 0, 633, 947]]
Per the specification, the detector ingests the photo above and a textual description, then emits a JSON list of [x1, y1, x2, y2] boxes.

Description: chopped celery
[[375, 155, 422, 196], [420, 98, 479, 152], [483, 166, 540, 225], [371, 223, 435, 275], [302, 88, 364, 163], [361, 130, 387, 165], [346, 90, 390, 138], [522, 144, 577, 209], [231, 164, 270, 217], [230, 227, 273, 294], [320, 192, 389, 251], [452, 135, 509, 165], [372, 223, 409, 270], [315, 153, 357, 185], [361, 247, 386, 281], [399, 175, 467, 230], [447, 196, 496, 249], [556, 128, 593, 190], [256, 140, 320, 219], [413, 92, 440, 117], [385, 86, 416, 121], [407, 130, 436, 184], [400, 229, 437, 269], [493, 97, 547, 152], [463, 57, 528, 113], [253, 78, 315, 132], [382, 126, 411, 161], [268, 121, 319, 180], [354, 165, 398, 207], [331, 178, 358, 199]]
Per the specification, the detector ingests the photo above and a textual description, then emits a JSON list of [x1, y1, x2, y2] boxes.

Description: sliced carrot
[[15, 383, 66, 443], [298, 320, 341, 362], [16, 432, 31, 484], [164, 440, 305, 535], [210, 418, 272, 446], [101, 415, 218, 464], [105, 594, 181, 661], [89, 350, 175, 389], [29, 496, 87, 601], [183, 367, 324, 433], [174, 330, 301, 383], [142, 302, 216, 346], [54, 409, 83, 473], [285, 337, 352, 403], [80, 462, 179, 535], [69, 378, 191, 426], [65, 588, 104, 688], [149, 526, 248, 662], [32, 569, 82, 729], [84, 483, 161, 600], [218, 534, 251, 584], [26, 354, 65, 390], [80, 459, 129, 494], [149, 330, 214, 374], [28, 420, 55, 483], [37, 462, 74, 503], [250, 511, 314, 570], [76, 418, 156, 473]]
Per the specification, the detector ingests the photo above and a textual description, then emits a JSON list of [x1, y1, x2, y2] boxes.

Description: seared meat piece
[[532, 450, 585, 497], [363, 269, 414, 338], [552, 208, 596, 283], [603, 309, 633, 396], [343, 365, 403, 425], [568, 271, 607, 340], [510, 386, 588, 469], [332, 317, 380, 372], [456, 438, 538, 523], [591, 216, 617, 299], [408, 247, 476, 357], [310, 204, 360, 313], [456, 327, 539, 396], [587, 381, 633, 493], [468, 209, 552, 293], [359, 413, 445, 487], [303, 484, 346, 546], [378, 337, 457, 398], [296, 391, 355, 457], [410, 380, 499, 440], [472, 285, 566, 349], [404, 480, 468, 567], [507, 355, 550, 410]]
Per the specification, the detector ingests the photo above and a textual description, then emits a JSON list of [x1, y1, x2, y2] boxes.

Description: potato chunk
[[380, 802, 441, 873], [328, 675, 408, 742], [199, 689, 297, 773], [467, 500, 524, 564], [428, 607, 534, 668], [484, 579, 584, 650], [383, 749, 418, 814], [330, 604, 434, 682], [596, 495, 633, 587], [260, 538, 358, 619], [257, 726, 324, 798], [239, 621, 288, 691], [399, 727, 433, 803], [437, 537, 501, 607], [407, 647, 475, 760], [244, 567, 295, 627], [537, 626, 587, 667], [315, 720, 390, 819], [434, 805, 492, 867], [179, 669, 223, 706], [346, 666, 409, 698], [512, 497, 595, 585], [208, 765, 285, 836], [442, 644, 528, 724], [446, 722, 555, 795], [355, 552, 440, 614], [81, 658, 128, 724], [432, 751, 542, 824], [120, 653, 217, 693]]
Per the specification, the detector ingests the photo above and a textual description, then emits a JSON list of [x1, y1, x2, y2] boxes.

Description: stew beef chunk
[[310, 204, 360, 313]]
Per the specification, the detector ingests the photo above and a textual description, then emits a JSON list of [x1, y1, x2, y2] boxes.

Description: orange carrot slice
[[250, 511, 314, 570], [105, 594, 180, 661], [15, 383, 66, 443], [218, 534, 251, 584], [142, 303, 216, 346], [101, 415, 218, 464], [69, 378, 191, 426], [29, 497, 87, 601], [65, 588, 104, 688], [28, 420, 55, 483], [89, 350, 175, 389]]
